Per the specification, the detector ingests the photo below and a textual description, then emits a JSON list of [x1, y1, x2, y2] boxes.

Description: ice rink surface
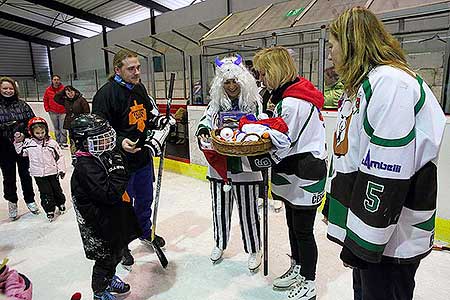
[[1, 151, 450, 300]]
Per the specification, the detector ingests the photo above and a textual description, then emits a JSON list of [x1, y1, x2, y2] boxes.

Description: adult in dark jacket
[[70, 114, 141, 300], [0, 77, 39, 220], [54, 86, 90, 130], [92, 49, 173, 268]]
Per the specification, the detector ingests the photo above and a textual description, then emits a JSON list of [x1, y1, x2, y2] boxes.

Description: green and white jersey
[[271, 97, 327, 207], [327, 65, 446, 263]]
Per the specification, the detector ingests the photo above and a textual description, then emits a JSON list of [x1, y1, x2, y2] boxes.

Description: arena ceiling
[[0, 0, 204, 47]]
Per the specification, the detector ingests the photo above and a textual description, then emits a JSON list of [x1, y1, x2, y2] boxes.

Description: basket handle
[[241, 133, 262, 142]]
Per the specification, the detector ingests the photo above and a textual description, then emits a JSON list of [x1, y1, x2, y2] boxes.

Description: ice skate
[[273, 258, 302, 290], [140, 234, 166, 248], [93, 289, 116, 300], [248, 251, 262, 272], [47, 212, 55, 222], [121, 249, 134, 271], [8, 201, 19, 221], [287, 279, 316, 300], [107, 275, 131, 297], [210, 246, 223, 264], [58, 204, 66, 214], [26, 202, 40, 214]]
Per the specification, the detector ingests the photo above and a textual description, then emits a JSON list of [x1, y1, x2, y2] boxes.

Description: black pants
[[353, 261, 420, 300], [92, 249, 123, 293], [34, 175, 65, 214], [0, 144, 34, 204], [285, 204, 318, 280]]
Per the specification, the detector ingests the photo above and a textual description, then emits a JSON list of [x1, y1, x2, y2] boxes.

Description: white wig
[[209, 54, 260, 114]]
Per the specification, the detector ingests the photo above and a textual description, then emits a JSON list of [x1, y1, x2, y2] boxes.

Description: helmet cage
[[86, 128, 116, 156]]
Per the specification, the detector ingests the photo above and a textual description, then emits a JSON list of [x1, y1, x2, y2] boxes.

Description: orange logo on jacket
[[129, 100, 147, 132]]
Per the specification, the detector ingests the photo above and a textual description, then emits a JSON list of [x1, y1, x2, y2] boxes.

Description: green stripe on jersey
[[272, 173, 291, 185], [347, 228, 386, 252], [414, 75, 425, 114], [413, 212, 435, 232], [302, 177, 326, 193], [328, 194, 347, 229], [362, 78, 415, 147], [276, 101, 283, 116]]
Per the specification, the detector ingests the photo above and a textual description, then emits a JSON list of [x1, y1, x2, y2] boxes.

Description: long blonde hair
[[329, 7, 413, 97], [254, 46, 297, 90]]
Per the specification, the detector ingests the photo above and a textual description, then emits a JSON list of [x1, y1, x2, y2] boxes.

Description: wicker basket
[[210, 129, 272, 157]]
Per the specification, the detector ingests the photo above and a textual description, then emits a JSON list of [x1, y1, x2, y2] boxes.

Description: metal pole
[[298, 33, 304, 76], [442, 27, 450, 113], [182, 53, 187, 99], [162, 55, 168, 99], [188, 55, 193, 105], [34, 78, 39, 101], [29, 42, 36, 79], [200, 46, 208, 105], [318, 25, 326, 93], [145, 57, 150, 93], [46, 46, 53, 77], [70, 37, 78, 80], [94, 69, 99, 91]]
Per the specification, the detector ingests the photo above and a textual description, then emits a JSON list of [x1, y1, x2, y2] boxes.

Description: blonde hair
[[108, 49, 138, 80], [254, 46, 297, 90], [329, 7, 413, 97], [0, 76, 19, 97]]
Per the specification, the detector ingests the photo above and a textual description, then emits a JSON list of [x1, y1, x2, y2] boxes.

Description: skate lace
[[95, 290, 116, 300], [110, 275, 125, 291]]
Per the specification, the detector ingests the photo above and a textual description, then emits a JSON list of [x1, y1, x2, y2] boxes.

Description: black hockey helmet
[[70, 113, 116, 156]]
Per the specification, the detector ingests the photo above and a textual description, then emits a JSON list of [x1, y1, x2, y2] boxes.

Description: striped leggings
[[210, 180, 261, 254]]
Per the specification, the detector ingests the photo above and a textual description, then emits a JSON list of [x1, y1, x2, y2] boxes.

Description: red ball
[[71, 292, 82, 300]]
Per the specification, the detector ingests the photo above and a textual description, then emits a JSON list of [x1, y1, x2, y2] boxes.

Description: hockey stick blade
[[152, 242, 168, 268]]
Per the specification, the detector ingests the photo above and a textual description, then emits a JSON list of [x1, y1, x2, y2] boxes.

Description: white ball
[[220, 127, 234, 140]]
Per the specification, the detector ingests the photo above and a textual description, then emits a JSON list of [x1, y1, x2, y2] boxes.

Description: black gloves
[[99, 150, 128, 176]]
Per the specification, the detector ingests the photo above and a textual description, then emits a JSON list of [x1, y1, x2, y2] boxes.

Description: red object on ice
[[71, 292, 82, 300], [201, 149, 229, 185], [238, 116, 289, 133]]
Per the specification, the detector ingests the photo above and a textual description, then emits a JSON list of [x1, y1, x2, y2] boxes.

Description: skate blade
[[248, 263, 261, 273], [211, 257, 223, 265], [112, 290, 131, 299], [272, 283, 297, 291]]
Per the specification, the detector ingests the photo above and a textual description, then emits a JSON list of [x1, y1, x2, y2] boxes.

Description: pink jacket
[[14, 138, 66, 177], [0, 264, 32, 300]]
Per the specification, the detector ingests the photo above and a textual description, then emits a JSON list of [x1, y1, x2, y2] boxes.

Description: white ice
[[1, 150, 450, 300]]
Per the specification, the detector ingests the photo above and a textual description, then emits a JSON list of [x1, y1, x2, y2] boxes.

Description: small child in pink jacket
[[14, 117, 66, 221], [0, 258, 32, 300]]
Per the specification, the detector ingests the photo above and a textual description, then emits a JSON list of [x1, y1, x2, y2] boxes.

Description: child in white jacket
[[14, 117, 66, 221]]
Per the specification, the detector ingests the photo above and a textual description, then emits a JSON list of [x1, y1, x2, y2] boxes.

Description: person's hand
[[122, 138, 141, 153], [99, 151, 127, 176], [14, 132, 24, 143], [58, 172, 65, 180]]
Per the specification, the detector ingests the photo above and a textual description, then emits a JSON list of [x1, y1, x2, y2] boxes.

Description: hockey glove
[[142, 123, 171, 157], [99, 150, 128, 176], [153, 115, 176, 129]]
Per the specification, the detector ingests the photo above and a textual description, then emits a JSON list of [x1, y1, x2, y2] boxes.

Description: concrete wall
[[50, 0, 284, 76]]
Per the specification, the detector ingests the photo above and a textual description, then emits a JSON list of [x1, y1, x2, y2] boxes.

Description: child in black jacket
[[70, 114, 141, 300]]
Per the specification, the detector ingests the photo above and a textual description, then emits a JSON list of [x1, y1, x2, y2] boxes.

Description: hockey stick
[[262, 167, 269, 276], [150, 72, 176, 269], [432, 244, 450, 251]]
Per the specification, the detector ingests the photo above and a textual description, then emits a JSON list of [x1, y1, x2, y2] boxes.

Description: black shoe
[[121, 249, 134, 267], [106, 275, 130, 296], [140, 235, 166, 248]]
